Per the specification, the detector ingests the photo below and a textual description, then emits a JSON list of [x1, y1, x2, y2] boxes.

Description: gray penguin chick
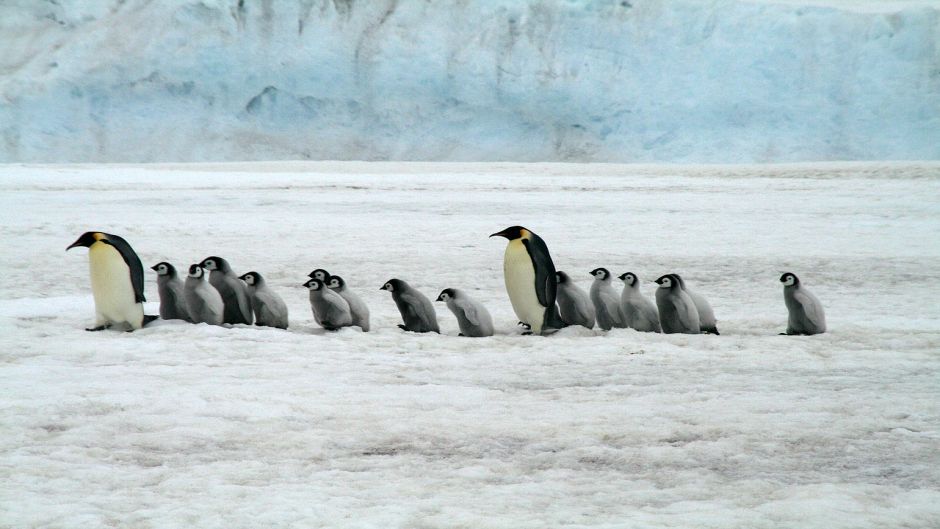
[[304, 278, 352, 330], [200, 256, 253, 325], [590, 267, 626, 331], [780, 272, 826, 335], [151, 262, 191, 321], [618, 272, 661, 333], [239, 271, 289, 329], [327, 275, 370, 332], [673, 274, 719, 334], [436, 288, 494, 337], [654, 274, 700, 334], [183, 264, 224, 325], [380, 279, 439, 333], [555, 271, 595, 329]]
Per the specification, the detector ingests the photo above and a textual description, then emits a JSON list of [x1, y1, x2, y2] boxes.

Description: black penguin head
[[188, 264, 206, 279], [200, 256, 230, 273], [327, 275, 345, 290], [151, 262, 176, 277], [309, 268, 331, 281], [239, 271, 261, 286], [654, 274, 675, 289], [304, 278, 324, 291], [555, 271, 570, 284], [436, 288, 456, 302], [780, 272, 800, 286], [590, 268, 610, 280], [670, 273, 687, 289], [618, 272, 637, 286], [490, 226, 528, 240], [67, 231, 106, 251], [380, 278, 405, 292]]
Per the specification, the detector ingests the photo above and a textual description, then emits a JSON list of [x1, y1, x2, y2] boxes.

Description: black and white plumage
[[491, 226, 565, 335], [554, 271, 595, 329], [304, 278, 353, 330], [67, 231, 156, 331], [151, 262, 190, 322], [380, 279, 439, 333], [780, 272, 826, 335], [239, 271, 289, 329], [590, 267, 626, 331], [327, 275, 370, 332], [436, 288, 494, 337], [200, 256, 252, 325], [183, 264, 224, 325], [618, 272, 661, 333], [654, 274, 700, 334], [308, 269, 331, 282], [673, 274, 719, 335]]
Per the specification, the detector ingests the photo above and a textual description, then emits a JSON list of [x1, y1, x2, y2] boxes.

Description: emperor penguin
[[436, 288, 494, 337], [590, 267, 626, 331], [490, 226, 565, 335], [151, 262, 191, 322], [617, 272, 661, 333], [780, 272, 826, 335], [654, 274, 700, 334], [327, 275, 370, 332], [554, 271, 595, 329], [66, 231, 156, 331], [183, 264, 224, 325], [200, 256, 252, 325], [673, 274, 719, 335], [308, 269, 331, 282], [239, 271, 289, 329], [380, 279, 439, 333], [304, 278, 353, 330]]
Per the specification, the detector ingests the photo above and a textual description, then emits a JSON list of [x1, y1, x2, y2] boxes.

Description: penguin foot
[[458, 333, 465, 337], [517, 322, 531, 330], [522, 331, 533, 336], [397, 324, 409, 331], [85, 324, 111, 332]]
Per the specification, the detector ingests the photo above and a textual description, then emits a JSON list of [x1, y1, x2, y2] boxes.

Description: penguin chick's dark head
[[380, 278, 406, 292], [436, 288, 456, 302], [618, 272, 637, 286], [670, 273, 687, 289], [780, 272, 800, 286], [67, 231, 107, 250], [151, 262, 177, 277], [555, 271, 570, 284], [239, 271, 261, 286], [309, 269, 331, 281], [200, 256, 231, 273], [654, 274, 676, 289], [327, 275, 345, 289], [188, 264, 207, 278], [590, 267, 610, 280], [304, 278, 324, 290], [490, 226, 529, 240]]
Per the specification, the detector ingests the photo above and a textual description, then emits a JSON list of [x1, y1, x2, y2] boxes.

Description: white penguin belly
[[504, 240, 545, 333], [89, 242, 142, 327]]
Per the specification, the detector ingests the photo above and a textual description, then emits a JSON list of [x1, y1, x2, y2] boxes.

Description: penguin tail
[[703, 326, 719, 335], [542, 305, 568, 334], [143, 315, 159, 327]]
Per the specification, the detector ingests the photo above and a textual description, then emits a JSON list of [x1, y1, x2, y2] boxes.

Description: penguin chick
[[673, 274, 719, 335], [200, 256, 253, 325], [327, 275, 370, 332], [590, 267, 626, 331], [239, 271, 289, 329], [654, 274, 700, 334], [308, 268, 331, 281], [304, 278, 353, 331], [618, 272, 661, 333], [151, 262, 191, 322], [183, 264, 224, 325], [780, 272, 826, 335], [436, 288, 494, 337], [555, 271, 595, 329], [380, 279, 439, 333]]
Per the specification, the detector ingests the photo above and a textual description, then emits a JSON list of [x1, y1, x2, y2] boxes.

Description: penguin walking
[[590, 268, 626, 331], [555, 271, 595, 329], [654, 274, 700, 334], [673, 274, 719, 334], [151, 262, 191, 322], [239, 271, 289, 329], [780, 272, 826, 335], [66, 231, 156, 331], [490, 226, 565, 335], [304, 278, 353, 330], [327, 275, 370, 332], [380, 279, 439, 333], [618, 272, 661, 333], [200, 256, 252, 325], [183, 264, 225, 325], [436, 288, 494, 337]]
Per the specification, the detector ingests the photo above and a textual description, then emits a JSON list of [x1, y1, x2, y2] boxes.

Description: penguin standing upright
[[67, 231, 156, 331], [654, 274, 700, 334], [239, 271, 289, 329], [673, 274, 719, 335], [590, 267, 626, 331], [490, 226, 565, 335], [555, 271, 595, 329], [327, 275, 370, 332], [304, 278, 353, 331], [436, 288, 494, 337], [183, 264, 224, 325], [200, 256, 252, 325], [151, 262, 190, 322], [380, 279, 439, 333], [780, 272, 826, 335], [618, 272, 661, 333]]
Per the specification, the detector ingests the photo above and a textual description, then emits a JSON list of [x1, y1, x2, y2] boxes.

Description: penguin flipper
[[104, 234, 147, 303], [522, 238, 558, 310]]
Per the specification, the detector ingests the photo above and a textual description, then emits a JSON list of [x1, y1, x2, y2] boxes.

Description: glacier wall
[[1, 0, 938, 163]]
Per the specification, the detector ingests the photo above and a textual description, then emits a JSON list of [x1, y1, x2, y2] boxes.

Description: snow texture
[[2, 161, 939, 527], [1, 0, 939, 163]]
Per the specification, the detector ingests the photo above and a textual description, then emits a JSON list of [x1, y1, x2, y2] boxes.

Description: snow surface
[[1, 0, 939, 163], [2, 161, 939, 527]]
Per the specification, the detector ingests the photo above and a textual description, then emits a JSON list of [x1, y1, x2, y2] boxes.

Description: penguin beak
[[489, 229, 508, 239], [150, 265, 159, 271], [435, 294, 444, 301]]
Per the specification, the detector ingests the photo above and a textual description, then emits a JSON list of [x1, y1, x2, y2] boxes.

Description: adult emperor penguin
[[490, 226, 565, 335], [380, 279, 439, 333], [436, 288, 494, 337], [304, 278, 353, 330], [327, 275, 370, 332], [780, 272, 826, 335], [654, 274, 700, 334], [200, 256, 252, 325], [590, 267, 626, 331], [151, 262, 191, 322], [554, 271, 595, 329], [183, 264, 224, 325], [66, 231, 156, 331], [673, 274, 719, 335], [617, 272, 661, 333], [239, 271, 289, 329]]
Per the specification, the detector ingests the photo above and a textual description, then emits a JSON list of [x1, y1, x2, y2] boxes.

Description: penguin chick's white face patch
[[329, 279, 340, 288], [156, 264, 167, 275], [383, 283, 393, 292], [189, 267, 203, 278], [659, 277, 672, 288], [244, 274, 255, 285], [782, 275, 796, 286]]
